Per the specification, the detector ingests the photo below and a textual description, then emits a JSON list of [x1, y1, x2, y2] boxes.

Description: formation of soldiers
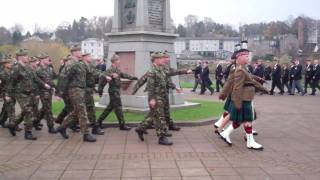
[[0, 47, 193, 145]]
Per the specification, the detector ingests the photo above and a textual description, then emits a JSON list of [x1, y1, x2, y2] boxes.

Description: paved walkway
[[0, 93, 320, 180]]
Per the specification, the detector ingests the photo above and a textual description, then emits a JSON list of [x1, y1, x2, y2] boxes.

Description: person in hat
[[282, 63, 290, 93], [55, 55, 79, 132], [218, 41, 269, 150], [0, 57, 17, 136], [82, 53, 111, 135], [270, 58, 284, 95], [311, 59, 320, 95], [215, 62, 224, 93], [304, 59, 314, 94], [199, 61, 214, 95], [56, 46, 97, 142], [32, 53, 57, 133], [97, 54, 138, 131], [7, 50, 51, 140], [135, 52, 174, 145]]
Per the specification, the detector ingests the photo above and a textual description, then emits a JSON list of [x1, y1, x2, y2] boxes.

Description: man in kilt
[[218, 41, 269, 150]]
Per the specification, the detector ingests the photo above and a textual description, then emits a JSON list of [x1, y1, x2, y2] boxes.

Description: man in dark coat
[[282, 64, 290, 93], [191, 60, 202, 92], [200, 61, 214, 95], [215, 63, 224, 92], [311, 59, 320, 95], [304, 59, 314, 94], [290, 59, 304, 96], [270, 60, 284, 95]]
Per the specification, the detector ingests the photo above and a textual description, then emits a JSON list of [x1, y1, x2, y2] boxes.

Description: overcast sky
[[1, 0, 320, 33]]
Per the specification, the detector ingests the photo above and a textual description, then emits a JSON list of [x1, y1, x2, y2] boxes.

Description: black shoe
[[310, 93, 316, 96], [48, 127, 57, 134], [33, 122, 42, 131], [270, 91, 274, 95], [57, 127, 69, 139], [98, 120, 106, 129], [158, 137, 173, 146], [135, 128, 144, 141], [24, 131, 37, 140], [15, 126, 22, 132], [147, 125, 155, 129], [289, 93, 294, 96], [169, 125, 181, 131], [120, 125, 131, 131], [164, 131, 172, 137], [92, 126, 105, 135], [0, 121, 5, 128], [83, 134, 96, 142], [8, 125, 16, 136]]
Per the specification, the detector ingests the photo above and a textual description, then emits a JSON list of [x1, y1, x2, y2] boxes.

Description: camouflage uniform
[[97, 65, 137, 127], [34, 65, 56, 129], [8, 62, 46, 132], [136, 64, 168, 137], [85, 63, 104, 126], [132, 65, 188, 127], [0, 68, 16, 127], [56, 62, 74, 125], [60, 58, 89, 135]]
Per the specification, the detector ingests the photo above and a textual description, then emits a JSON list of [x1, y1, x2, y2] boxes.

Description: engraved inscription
[[148, 0, 164, 26]]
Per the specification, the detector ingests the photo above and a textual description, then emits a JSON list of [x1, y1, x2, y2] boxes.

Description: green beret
[[151, 52, 163, 61], [29, 56, 38, 63], [70, 45, 81, 52], [110, 54, 120, 62], [82, 53, 91, 57], [0, 58, 12, 64], [37, 52, 49, 60], [16, 49, 28, 56]]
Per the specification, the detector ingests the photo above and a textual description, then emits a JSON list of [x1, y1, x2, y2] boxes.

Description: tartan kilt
[[223, 96, 232, 111], [229, 101, 255, 123]]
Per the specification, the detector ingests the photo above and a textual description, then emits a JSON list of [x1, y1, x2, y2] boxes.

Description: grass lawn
[[180, 82, 216, 89], [52, 100, 223, 123]]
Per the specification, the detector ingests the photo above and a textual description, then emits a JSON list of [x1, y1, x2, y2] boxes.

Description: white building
[[189, 39, 220, 52], [81, 38, 104, 59], [174, 41, 186, 55]]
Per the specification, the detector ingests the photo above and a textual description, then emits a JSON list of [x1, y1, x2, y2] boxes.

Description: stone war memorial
[[98, 0, 197, 111]]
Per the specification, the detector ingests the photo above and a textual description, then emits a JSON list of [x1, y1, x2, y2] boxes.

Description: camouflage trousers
[[98, 91, 125, 126], [15, 93, 37, 132], [144, 92, 174, 127], [16, 95, 39, 126], [137, 97, 167, 137], [36, 91, 54, 128], [0, 97, 16, 126], [61, 88, 89, 134], [55, 94, 74, 124], [85, 88, 97, 126]]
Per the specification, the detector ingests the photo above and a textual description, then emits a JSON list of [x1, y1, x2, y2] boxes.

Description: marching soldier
[[34, 53, 57, 133], [270, 59, 284, 95], [215, 63, 224, 92], [7, 50, 51, 140], [218, 41, 269, 150], [97, 54, 138, 131], [56, 46, 96, 142], [282, 64, 290, 93], [311, 59, 320, 95], [304, 59, 314, 94], [0, 56, 16, 136], [82, 53, 111, 135], [135, 52, 173, 145]]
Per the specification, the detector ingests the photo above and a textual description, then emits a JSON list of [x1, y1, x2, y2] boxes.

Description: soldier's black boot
[[8, 124, 16, 136], [164, 131, 172, 137], [169, 124, 181, 131], [135, 128, 144, 141], [15, 125, 22, 132], [57, 127, 69, 139], [48, 127, 57, 134], [33, 121, 42, 131], [98, 120, 106, 129], [158, 137, 173, 146], [120, 124, 131, 131], [92, 125, 105, 135], [83, 134, 96, 142], [24, 131, 37, 140]]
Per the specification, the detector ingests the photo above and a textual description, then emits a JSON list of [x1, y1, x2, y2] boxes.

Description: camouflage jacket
[[146, 64, 167, 101], [62, 58, 87, 91], [36, 65, 57, 92], [0, 69, 11, 97], [104, 65, 137, 94], [86, 63, 104, 89], [7, 62, 46, 97], [132, 65, 188, 95], [56, 62, 70, 97]]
